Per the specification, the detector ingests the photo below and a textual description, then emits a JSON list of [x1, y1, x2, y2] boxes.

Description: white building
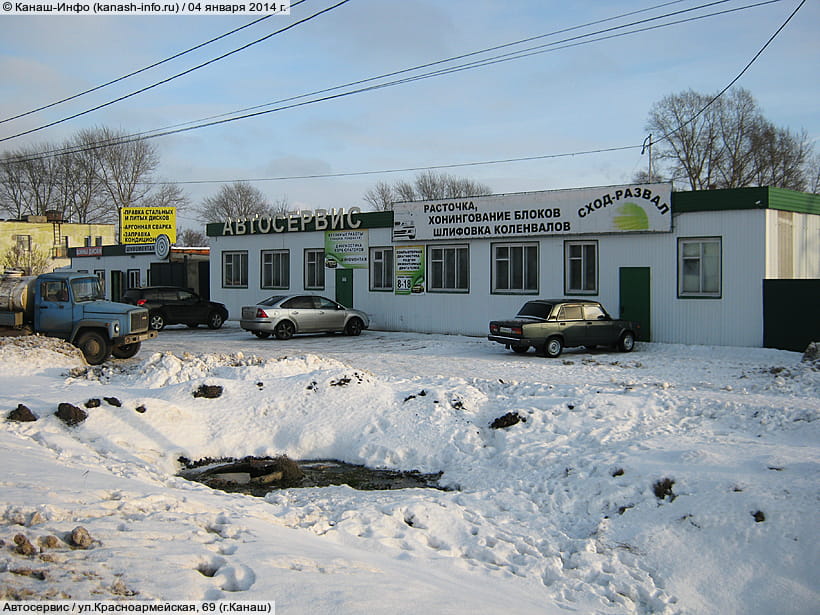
[[205, 184, 818, 350]]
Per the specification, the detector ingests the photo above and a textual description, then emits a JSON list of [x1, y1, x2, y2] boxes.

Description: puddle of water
[[178, 456, 446, 496]]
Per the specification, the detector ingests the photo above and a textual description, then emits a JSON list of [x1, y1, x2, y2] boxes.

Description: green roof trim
[[672, 186, 819, 215]]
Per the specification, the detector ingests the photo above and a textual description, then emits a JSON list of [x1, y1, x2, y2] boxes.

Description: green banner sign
[[324, 230, 368, 269]]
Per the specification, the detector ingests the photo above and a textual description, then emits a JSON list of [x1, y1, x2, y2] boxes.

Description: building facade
[[0, 216, 117, 274], [202, 185, 815, 350], [68, 244, 211, 302]]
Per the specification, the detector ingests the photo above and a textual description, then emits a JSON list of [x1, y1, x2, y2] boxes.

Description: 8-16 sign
[[395, 246, 424, 295]]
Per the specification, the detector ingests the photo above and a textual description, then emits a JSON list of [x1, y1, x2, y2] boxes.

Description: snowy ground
[[1, 323, 818, 614]]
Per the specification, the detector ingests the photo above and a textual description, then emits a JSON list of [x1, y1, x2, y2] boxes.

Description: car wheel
[[207, 311, 225, 329], [511, 344, 529, 354], [252, 331, 271, 339], [274, 320, 295, 340], [544, 337, 563, 358], [149, 312, 166, 331], [76, 331, 112, 365], [112, 342, 141, 359], [619, 332, 636, 352], [345, 317, 363, 336]]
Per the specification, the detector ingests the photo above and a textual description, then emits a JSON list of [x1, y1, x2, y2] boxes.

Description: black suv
[[122, 286, 228, 331]]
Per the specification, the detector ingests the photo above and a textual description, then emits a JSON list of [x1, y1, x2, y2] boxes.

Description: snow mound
[[0, 335, 85, 375]]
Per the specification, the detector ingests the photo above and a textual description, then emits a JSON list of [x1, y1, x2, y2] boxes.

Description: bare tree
[[57, 134, 108, 223], [363, 181, 395, 211], [363, 171, 492, 210], [198, 181, 275, 222], [177, 228, 209, 246], [1, 243, 51, 275], [90, 127, 159, 209], [0, 144, 63, 219], [646, 88, 814, 191], [148, 182, 190, 210]]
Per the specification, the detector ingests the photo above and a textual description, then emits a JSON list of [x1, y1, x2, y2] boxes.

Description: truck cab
[[33, 272, 157, 364]]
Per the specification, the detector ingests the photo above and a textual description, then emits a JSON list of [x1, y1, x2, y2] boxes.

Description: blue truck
[[0, 269, 157, 365]]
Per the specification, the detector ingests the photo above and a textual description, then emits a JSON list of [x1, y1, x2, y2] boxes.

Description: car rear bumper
[[488, 334, 541, 347], [240, 320, 275, 332]]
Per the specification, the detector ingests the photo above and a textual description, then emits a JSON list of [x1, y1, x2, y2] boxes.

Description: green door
[[619, 267, 651, 341], [111, 270, 124, 302], [335, 268, 353, 308]]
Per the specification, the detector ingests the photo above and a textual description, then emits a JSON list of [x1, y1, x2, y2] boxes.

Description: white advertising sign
[[392, 183, 672, 242]]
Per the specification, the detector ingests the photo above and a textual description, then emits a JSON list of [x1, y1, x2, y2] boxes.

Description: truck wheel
[[77, 331, 112, 365], [149, 312, 166, 331], [112, 342, 141, 359]]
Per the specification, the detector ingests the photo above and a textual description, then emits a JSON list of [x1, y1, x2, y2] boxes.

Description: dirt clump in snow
[[192, 384, 223, 398], [55, 403, 87, 426], [7, 404, 37, 422], [490, 411, 526, 429]]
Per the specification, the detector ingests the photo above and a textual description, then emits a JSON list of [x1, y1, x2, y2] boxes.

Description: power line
[[0, 13, 278, 125], [5, 0, 779, 163], [655, 0, 806, 144], [0, 0, 350, 144], [146, 0, 807, 189], [145, 145, 644, 186]]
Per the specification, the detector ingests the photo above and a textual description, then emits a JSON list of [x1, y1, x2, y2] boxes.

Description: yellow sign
[[120, 207, 177, 245]]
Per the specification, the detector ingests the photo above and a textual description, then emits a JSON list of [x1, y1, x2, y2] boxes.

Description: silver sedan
[[240, 294, 370, 340]]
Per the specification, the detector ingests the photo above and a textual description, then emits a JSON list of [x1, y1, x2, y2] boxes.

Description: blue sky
[[1, 0, 817, 231]]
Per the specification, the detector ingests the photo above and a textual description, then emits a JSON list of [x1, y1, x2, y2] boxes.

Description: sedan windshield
[[517, 302, 553, 320], [258, 296, 287, 307]]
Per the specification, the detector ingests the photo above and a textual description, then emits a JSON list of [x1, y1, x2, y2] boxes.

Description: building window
[[94, 270, 106, 295], [370, 247, 393, 291], [261, 250, 289, 289], [15, 235, 32, 252], [678, 237, 721, 297], [127, 269, 141, 289], [565, 241, 598, 295], [492, 243, 538, 293], [304, 249, 325, 290], [223, 251, 248, 288], [429, 245, 469, 292]]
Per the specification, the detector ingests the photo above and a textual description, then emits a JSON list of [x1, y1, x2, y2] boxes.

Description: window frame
[[564, 240, 598, 295], [491, 242, 539, 295], [304, 248, 325, 290], [677, 237, 722, 298], [261, 249, 290, 290], [222, 250, 248, 289], [369, 247, 394, 292], [428, 244, 470, 293], [126, 269, 141, 290]]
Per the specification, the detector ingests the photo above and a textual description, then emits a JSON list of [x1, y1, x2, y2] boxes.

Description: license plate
[[500, 327, 514, 334]]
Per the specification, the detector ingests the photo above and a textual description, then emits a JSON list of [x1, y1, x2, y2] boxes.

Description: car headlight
[[113, 322, 120, 336]]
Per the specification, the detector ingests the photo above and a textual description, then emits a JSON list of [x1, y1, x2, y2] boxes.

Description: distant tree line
[[0, 127, 188, 224], [640, 88, 817, 192]]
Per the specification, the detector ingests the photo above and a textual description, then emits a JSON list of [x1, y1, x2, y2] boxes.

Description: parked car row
[[122, 287, 636, 359]]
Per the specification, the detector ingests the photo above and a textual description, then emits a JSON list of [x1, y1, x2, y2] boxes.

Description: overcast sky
[[1, 0, 817, 231]]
